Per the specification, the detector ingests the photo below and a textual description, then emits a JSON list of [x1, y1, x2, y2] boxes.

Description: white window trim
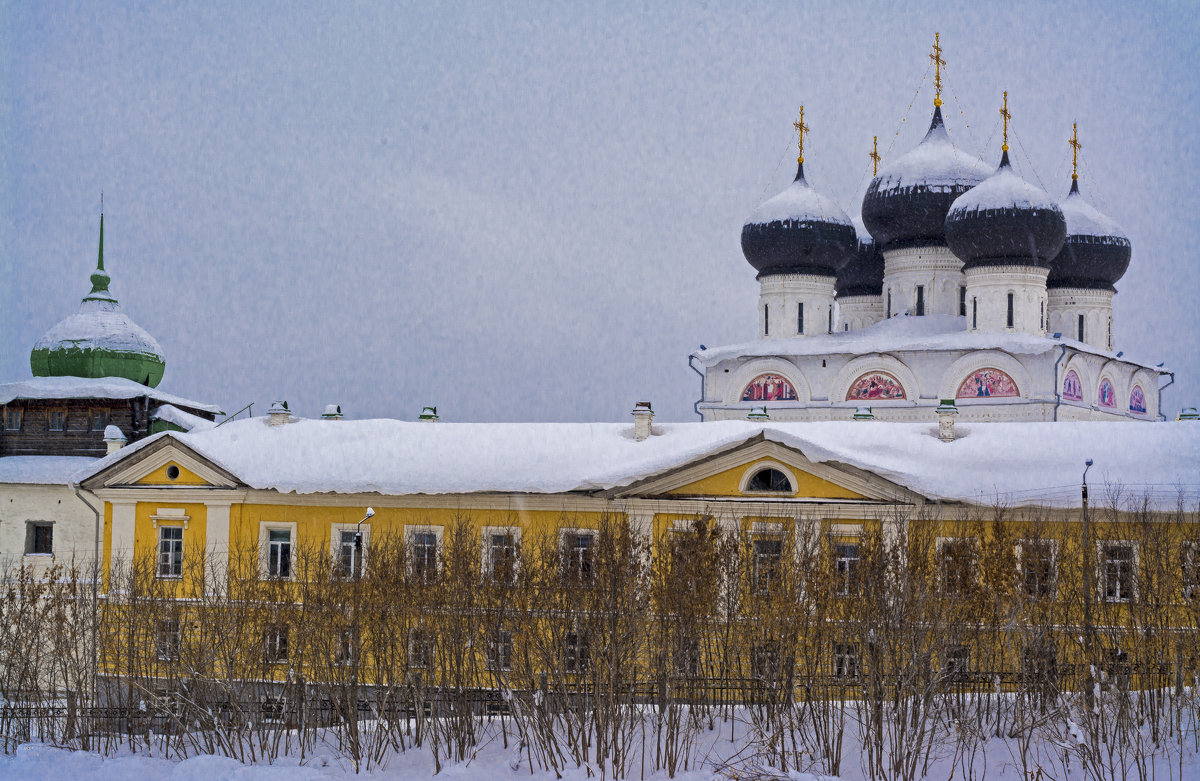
[[407, 524, 443, 581], [155, 617, 183, 661], [738, 461, 800, 495], [1015, 539, 1060, 596], [331, 523, 370, 578], [1182, 542, 1200, 601], [24, 520, 55, 558], [936, 536, 980, 593], [408, 627, 434, 669], [259, 522, 298, 580], [156, 524, 185, 580], [1097, 539, 1140, 603], [151, 507, 190, 529], [481, 525, 521, 580], [486, 629, 514, 672], [559, 527, 597, 580]]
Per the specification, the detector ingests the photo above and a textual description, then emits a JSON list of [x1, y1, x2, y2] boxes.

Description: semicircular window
[[1129, 385, 1146, 415], [956, 368, 1019, 399], [741, 374, 798, 402], [1062, 369, 1083, 402], [846, 371, 906, 401], [1098, 378, 1116, 408], [747, 468, 793, 493]]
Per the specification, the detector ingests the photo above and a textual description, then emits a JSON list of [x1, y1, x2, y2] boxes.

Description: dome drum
[[1047, 181, 1131, 290], [836, 222, 885, 298]]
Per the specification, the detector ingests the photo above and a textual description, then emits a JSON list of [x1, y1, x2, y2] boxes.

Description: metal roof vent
[[419, 405, 439, 422], [322, 404, 343, 420]]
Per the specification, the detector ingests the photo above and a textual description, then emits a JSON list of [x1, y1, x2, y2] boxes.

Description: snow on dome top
[[861, 106, 992, 250], [741, 162, 857, 278], [1047, 180, 1132, 290], [944, 151, 1066, 268]]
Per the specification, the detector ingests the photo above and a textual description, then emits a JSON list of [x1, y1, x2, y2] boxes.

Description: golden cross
[[1069, 122, 1082, 181], [793, 106, 809, 164], [870, 135, 881, 176], [929, 32, 945, 106], [1000, 91, 1011, 151]]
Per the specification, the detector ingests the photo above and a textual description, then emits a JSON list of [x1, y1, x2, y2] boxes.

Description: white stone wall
[[0, 483, 98, 573], [758, 274, 837, 339], [964, 265, 1049, 335], [1047, 287, 1115, 351], [837, 295, 885, 331], [881, 246, 965, 318]]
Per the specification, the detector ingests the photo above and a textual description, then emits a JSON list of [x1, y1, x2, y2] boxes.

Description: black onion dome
[[860, 106, 992, 251], [1046, 179, 1131, 290], [837, 217, 885, 297], [741, 162, 856, 278], [944, 150, 1067, 269]]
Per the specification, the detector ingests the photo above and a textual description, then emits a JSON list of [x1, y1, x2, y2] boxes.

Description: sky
[[2, 1, 1197, 423]]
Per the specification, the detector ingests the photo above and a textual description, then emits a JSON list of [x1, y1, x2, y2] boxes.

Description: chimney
[[267, 400, 292, 426], [322, 404, 343, 420], [1179, 407, 1199, 421], [631, 401, 653, 441], [936, 399, 959, 442], [852, 406, 874, 421], [419, 406, 439, 422], [103, 425, 127, 455], [747, 406, 769, 422]]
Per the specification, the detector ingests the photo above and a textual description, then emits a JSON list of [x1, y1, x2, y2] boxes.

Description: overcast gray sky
[[3, 1, 1197, 422]]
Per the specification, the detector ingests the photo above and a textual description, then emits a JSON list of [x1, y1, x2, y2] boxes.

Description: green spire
[[86, 212, 113, 300]]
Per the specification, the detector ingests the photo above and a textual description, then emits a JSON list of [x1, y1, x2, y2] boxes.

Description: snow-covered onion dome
[[944, 150, 1067, 268], [741, 161, 857, 278], [30, 215, 166, 387], [1046, 179, 1131, 290], [860, 106, 993, 250], [836, 217, 885, 297]]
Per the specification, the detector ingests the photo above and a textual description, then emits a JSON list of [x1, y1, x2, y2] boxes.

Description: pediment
[[80, 435, 242, 490], [605, 436, 920, 503]]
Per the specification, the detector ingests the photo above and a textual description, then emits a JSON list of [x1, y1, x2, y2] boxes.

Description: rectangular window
[[487, 630, 514, 672], [3, 407, 21, 431], [267, 529, 292, 578], [887, 290, 892, 318], [674, 634, 701, 676], [411, 531, 439, 583], [409, 629, 434, 669], [563, 631, 590, 673], [752, 536, 783, 595], [945, 645, 971, 681], [262, 625, 289, 663], [797, 302, 804, 334], [488, 532, 517, 583], [25, 522, 53, 555], [832, 642, 859, 679], [1107, 317, 1113, 350], [752, 642, 781, 680], [959, 286, 967, 317], [1182, 543, 1200, 600], [157, 526, 183, 578], [1102, 543, 1136, 603], [335, 629, 359, 666], [155, 618, 182, 661], [916, 285, 925, 316], [89, 408, 109, 431], [1020, 540, 1057, 598], [337, 529, 362, 578], [47, 408, 66, 432], [833, 541, 860, 596], [764, 304, 769, 336], [1078, 314, 1085, 343], [1039, 301, 1045, 331], [1006, 293, 1015, 328], [972, 297, 977, 329], [827, 306, 832, 333], [939, 538, 978, 596], [562, 531, 595, 584]]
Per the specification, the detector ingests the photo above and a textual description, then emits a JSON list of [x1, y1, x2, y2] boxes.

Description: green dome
[[30, 214, 166, 388]]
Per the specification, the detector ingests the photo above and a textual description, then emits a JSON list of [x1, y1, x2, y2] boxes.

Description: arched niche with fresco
[[956, 368, 1020, 400], [845, 371, 907, 401], [741, 374, 799, 403]]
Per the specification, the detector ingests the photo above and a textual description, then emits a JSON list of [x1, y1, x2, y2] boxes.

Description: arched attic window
[[747, 468, 793, 493]]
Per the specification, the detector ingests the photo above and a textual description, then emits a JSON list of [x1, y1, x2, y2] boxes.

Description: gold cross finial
[[793, 106, 808, 164], [1000, 91, 1011, 152], [930, 32, 945, 106], [1069, 122, 1082, 181], [870, 135, 881, 176]]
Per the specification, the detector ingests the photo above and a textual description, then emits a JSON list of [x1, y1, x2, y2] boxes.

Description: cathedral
[[694, 49, 1164, 424]]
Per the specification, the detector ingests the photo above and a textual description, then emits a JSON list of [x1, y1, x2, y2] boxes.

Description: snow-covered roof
[[0, 456, 97, 486], [76, 415, 1200, 510], [873, 117, 992, 193], [1061, 187, 1127, 240], [151, 404, 216, 432], [947, 161, 1059, 215], [33, 298, 163, 358], [746, 173, 852, 227], [0, 376, 223, 415], [693, 314, 1168, 372]]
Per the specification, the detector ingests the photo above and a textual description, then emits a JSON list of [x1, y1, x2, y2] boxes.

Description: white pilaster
[[881, 246, 965, 318], [963, 265, 1049, 335], [1047, 287, 1115, 350], [758, 274, 837, 339], [206, 502, 233, 593], [109, 501, 136, 582]]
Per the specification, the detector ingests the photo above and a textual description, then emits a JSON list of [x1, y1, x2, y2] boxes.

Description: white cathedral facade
[[693, 95, 1167, 423]]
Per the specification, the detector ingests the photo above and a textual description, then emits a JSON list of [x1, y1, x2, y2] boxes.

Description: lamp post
[[354, 507, 375, 580], [1081, 459, 1095, 701], [348, 506, 373, 766]]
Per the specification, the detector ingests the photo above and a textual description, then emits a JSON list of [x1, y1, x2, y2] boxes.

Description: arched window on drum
[[741, 374, 798, 403]]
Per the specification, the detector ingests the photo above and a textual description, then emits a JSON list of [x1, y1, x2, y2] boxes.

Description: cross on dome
[[793, 106, 809, 164], [1069, 122, 1082, 181], [930, 33, 945, 106], [1000, 91, 1011, 152]]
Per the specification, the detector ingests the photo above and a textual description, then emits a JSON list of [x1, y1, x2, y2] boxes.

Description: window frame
[[1182, 542, 1200, 601], [46, 407, 67, 432], [262, 624, 289, 664], [259, 522, 297, 580], [832, 642, 859, 680], [830, 538, 861, 597], [487, 629, 514, 672], [89, 407, 109, 432], [751, 534, 783, 596], [560, 528, 596, 585], [1099, 540, 1139, 603], [1017, 539, 1058, 599], [3, 406, 21, 431], [155, 617, 183, 661], [407, 525, 443, 584], [482, 526, 521, 584], [937, 537, 980, 597], [408, 628, 434, 670], [157, 524, 184, 579], [331, 523, 369, 579], [25, 521, 53, 556], [334, 627, 359, 667], [563, 630, 591, 674]]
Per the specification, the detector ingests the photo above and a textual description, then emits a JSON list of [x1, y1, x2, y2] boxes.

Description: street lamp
[[354, 507, 375, 579], [1081, 459, 1095, 700]]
